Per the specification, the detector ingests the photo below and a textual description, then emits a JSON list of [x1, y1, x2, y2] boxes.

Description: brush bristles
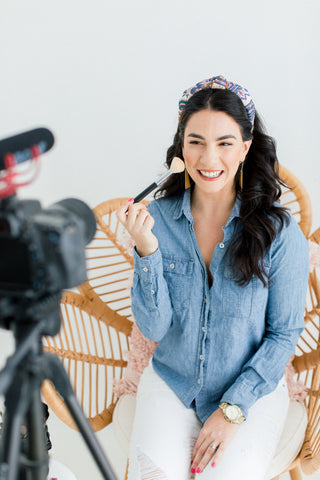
[[170, 157, 185, 173]]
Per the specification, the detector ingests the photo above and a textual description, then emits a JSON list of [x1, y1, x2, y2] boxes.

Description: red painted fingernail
[[196, 468, 201, 473], [128, 198, 133, 202], [191, 468, 195, 474], [211, 461, 216, 467]]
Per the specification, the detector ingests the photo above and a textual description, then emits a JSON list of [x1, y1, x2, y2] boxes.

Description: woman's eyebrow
[[187, 133, 205, 139], [216, 134, 237, 141], [187, 133, 237, 140]]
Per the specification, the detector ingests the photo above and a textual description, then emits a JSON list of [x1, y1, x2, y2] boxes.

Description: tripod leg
[[45, 353, 117, 480], [25, 389, 48, 480], [0, 377, 29, 480]]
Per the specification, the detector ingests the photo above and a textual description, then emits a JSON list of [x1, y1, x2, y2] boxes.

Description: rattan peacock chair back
[[279, 164, 312, 238]]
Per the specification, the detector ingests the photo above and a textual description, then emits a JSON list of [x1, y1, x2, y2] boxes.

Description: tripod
[[0, 316, 118, 480]]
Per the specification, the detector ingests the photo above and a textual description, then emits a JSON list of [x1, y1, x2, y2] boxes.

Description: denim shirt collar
[[172, 188, 241, 229]]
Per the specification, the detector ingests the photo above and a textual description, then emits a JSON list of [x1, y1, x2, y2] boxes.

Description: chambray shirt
[[131, 189, 309, 422]]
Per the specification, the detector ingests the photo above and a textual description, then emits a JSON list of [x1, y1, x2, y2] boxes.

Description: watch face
[[225, 405, 239, 420]]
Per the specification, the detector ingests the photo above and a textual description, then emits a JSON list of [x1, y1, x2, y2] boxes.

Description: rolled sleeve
[[221, 216, 309, 419]]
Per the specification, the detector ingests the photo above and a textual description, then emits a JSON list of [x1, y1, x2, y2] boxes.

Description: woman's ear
[[242, 139, 252, 159]]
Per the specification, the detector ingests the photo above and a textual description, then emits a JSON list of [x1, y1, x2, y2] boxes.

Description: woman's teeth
[[199, 170, 223, 178]]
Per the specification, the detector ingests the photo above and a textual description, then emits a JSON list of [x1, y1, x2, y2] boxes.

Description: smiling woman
[[182, 110, 251, 196], [116, 75, 309, 480]]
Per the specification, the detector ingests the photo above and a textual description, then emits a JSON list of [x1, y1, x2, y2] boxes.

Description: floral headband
[[178, 75, 255, 130]]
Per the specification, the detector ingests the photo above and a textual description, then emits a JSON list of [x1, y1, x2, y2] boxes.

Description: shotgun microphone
[[0, 127, 54, 170]]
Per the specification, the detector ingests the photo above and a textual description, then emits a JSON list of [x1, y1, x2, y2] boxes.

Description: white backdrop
[[0, 0, 319, 478]]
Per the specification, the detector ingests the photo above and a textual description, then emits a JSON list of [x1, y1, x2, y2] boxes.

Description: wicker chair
[[288, 225, 320, 478], [42, 166, 316, 479]]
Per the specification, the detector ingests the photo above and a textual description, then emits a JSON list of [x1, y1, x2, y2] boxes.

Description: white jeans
[[128, 363, 289, 480]]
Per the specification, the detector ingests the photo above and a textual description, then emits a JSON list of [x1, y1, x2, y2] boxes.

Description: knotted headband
[[178, 75, 255, 129]]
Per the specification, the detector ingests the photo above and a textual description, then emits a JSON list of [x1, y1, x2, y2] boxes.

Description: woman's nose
[[201, 145, 219, 164]]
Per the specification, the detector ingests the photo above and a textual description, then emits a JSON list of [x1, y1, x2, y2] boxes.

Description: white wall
[[0, 0, 319, 478]]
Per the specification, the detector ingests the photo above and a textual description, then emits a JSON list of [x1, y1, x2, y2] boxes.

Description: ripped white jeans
[[127, 363, 289, 480]]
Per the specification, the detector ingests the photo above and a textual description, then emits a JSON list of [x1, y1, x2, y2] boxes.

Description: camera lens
[[50, 198, 96, 244]]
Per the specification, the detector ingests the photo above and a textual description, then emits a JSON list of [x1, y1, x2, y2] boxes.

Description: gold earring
[[185, 169, 191, 189], [239, 161, 244, 191]]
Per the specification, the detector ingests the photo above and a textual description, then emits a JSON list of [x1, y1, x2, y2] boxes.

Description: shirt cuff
[[220, 381, 257, 420], [133, 247, 163, 279]]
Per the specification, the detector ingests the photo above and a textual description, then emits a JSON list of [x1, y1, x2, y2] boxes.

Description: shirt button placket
[[202, 295, 209, 338]]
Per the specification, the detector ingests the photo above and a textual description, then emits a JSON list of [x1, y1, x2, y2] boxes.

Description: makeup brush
[[133, 157, 185, 203]]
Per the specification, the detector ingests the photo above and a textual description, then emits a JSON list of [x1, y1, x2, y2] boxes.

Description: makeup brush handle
[[133, 182, 158, 203], [133, 170, 172, 203]]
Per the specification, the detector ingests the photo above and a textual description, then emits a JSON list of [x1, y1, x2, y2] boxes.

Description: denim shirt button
[[142, 267, 148, 272], [202, 327, 206, 332], [197, 379, 201, 385], [199, 355, 204, 360], [169, 263, 175, 269], [219, 242, 225, 249], [151, 289, 155, 295]]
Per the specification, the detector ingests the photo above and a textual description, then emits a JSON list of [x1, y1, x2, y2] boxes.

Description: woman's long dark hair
[[155, 88, 290, 287]]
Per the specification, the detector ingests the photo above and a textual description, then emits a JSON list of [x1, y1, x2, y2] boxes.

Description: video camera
[[0, 127, 96, 335]]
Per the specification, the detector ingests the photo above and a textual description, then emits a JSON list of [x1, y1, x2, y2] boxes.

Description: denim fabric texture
[[131, 189, 309, 422]]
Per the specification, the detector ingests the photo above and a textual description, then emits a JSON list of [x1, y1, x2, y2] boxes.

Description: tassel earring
[[239, 161, 244, 191], [185, 169, 191, 189]]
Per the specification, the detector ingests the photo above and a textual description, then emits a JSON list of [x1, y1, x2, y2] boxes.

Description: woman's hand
[[191, 408, 239, 474], [116, 199, 158, 257]]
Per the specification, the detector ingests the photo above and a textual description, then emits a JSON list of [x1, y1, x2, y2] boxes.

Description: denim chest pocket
[[162, 255, 194, 311], [222, 266, 254, 318], [222, 263, 270, 318]]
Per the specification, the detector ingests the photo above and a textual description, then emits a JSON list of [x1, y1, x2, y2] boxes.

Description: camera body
[[0, 195, 96, 333]]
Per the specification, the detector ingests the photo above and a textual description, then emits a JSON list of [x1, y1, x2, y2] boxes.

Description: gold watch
[[219, 402, 245, 424]]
